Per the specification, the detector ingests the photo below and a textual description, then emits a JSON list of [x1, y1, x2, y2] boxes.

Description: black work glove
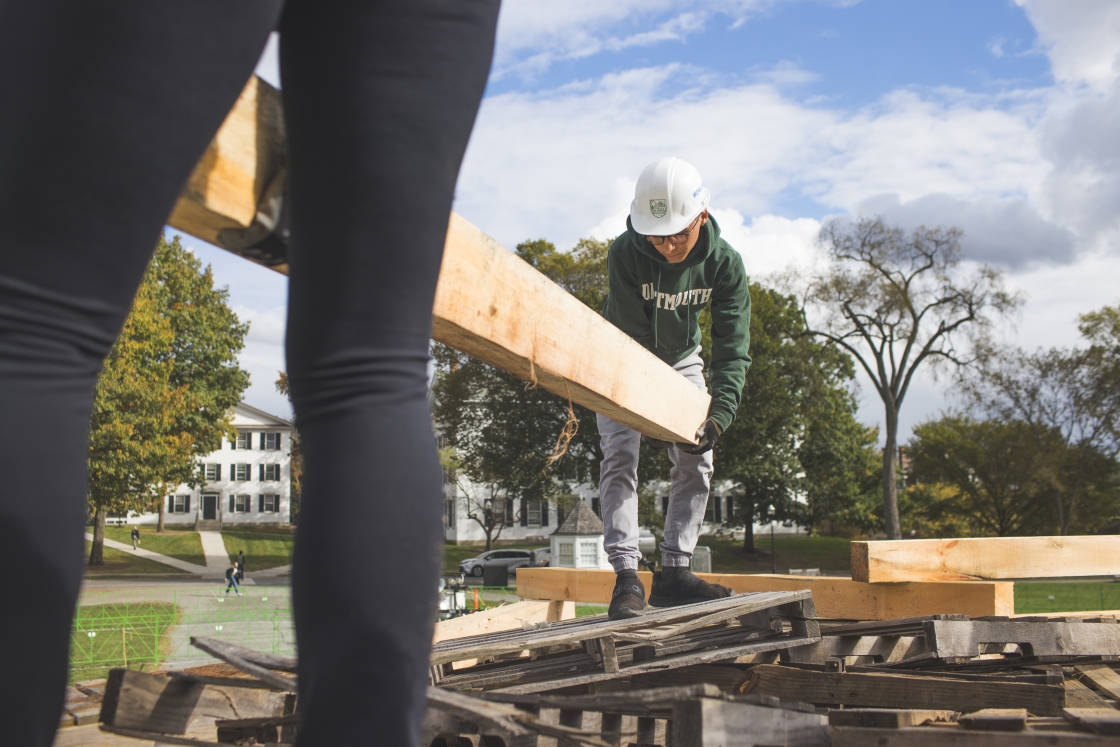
[[680, 418, 721, 455], [640, 433, 675, 450]]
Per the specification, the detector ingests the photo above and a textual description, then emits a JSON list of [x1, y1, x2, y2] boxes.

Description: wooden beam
[[515, 568, 1014, 620], [165, 76, 710, 443], [432, 600, 574, 644], [852, 537, 1120, 583], [743, 664, 1067, 715]]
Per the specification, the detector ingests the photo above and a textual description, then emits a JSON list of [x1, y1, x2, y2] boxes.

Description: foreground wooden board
[[515, 568, 1014, 620], [744, 664, 1066, 715], [165, 75, 710, 443], [432, 600, 574, 644], [852, 537, 1120, 583], [832, 726, 1120, 746]]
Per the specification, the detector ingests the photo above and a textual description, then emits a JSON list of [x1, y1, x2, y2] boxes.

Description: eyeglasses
[[645, 214, 702, 246]]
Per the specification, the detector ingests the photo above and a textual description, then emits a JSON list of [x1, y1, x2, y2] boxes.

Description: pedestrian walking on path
[[131, 527, 140, 551], [225, 562, 242, 597], [236, 550, 246, 582]]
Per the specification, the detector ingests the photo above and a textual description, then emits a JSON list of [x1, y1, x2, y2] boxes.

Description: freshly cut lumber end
[[432, 599, 573, 644], [167, 75, 286, 255], [515, 568, 1012, 620], [853, 536, 1120, 583]]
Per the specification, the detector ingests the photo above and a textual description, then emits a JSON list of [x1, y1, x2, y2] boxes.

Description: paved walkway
[[198, 531, 233, 576], [84, 533, 207, 574]]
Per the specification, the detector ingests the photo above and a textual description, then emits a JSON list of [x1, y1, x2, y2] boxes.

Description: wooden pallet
[[430, 591, 819, 693]]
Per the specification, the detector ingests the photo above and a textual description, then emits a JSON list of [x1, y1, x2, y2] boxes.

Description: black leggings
[[0, 2, 499, 745]]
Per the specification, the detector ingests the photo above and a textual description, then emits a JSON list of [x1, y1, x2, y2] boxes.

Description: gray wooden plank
[[672, 698, 829, 747], [924, 620, 1120, 660]]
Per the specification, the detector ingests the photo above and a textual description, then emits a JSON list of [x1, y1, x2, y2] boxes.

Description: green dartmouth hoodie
[[602, 214, 751, 434]]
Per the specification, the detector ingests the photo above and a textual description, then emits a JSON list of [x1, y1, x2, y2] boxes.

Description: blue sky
[[190, 0, 1120, 443]]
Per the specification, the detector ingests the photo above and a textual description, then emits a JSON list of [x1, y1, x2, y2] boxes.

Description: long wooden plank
[[744, 664, 1067, 715], [515, 568, 1014, 620], [832, 727, 1119, 746], [165, 75, 709, 443], [853, 537, 1120, 583]]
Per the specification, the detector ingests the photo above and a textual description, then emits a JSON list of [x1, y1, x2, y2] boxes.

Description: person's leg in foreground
[[279, 1, 499, 744], [0, 3, 280, 744]]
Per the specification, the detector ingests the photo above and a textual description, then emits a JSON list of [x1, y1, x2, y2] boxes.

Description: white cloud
[[492, 0, 782, 80], [1015, 0, 1120, 89]]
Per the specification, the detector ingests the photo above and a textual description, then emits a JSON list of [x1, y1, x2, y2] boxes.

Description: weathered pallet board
[[165, 75, 710, 444], [744, 664, 1068, 716], [924, 619, 1120, 659], [515, 568, 1014, 620], [98, 669, 292, 735], [852, 537, 1120, 583], [430, 591, 812, 666], [672, 697, 830, 747], [832, 726, 1120, 745]]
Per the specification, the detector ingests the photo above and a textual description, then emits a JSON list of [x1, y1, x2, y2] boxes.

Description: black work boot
[[607, 570, 646, 620], [648, 566, 733, 608]]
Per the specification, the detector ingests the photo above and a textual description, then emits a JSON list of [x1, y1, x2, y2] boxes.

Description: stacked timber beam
[[163, 74, 709, 444]]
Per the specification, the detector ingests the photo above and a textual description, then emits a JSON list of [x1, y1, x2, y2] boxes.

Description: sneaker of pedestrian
[[607, 570, 646, 620], [648, 565, 732, 608]]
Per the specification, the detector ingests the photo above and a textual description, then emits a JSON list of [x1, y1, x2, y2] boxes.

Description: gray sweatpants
[[596, 350, 713, 571]]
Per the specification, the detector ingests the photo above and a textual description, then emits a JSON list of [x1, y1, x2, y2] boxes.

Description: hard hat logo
[[630, 156, 711, 236]]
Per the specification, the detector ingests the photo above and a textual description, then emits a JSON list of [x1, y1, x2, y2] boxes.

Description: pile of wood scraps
[[55, 590, 1120, 746]]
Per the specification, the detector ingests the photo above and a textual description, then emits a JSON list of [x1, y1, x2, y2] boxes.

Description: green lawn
[[1015, 582, 1120, 614], [443, 540, 549, 575], [693, 536, 852, 574], [83, 541, 189, 575], [104, 525, 205, 566], [221, 527, 295, 571], [69, 602, 179, 683]]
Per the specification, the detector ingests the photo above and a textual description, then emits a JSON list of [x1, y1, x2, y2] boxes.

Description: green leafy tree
[[906, 415, 1057, 536], [799, 218, 1020, 539], [962, 303, 1120, 534], [88, 284, 194, 564], [712, 285, 876, 550], [146, 236, 250, 530]]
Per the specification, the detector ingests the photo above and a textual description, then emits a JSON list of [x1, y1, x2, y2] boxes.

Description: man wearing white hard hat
[[599, 157, 751, 620]]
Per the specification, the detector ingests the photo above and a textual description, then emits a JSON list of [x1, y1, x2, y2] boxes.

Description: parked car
[[459, 548, 535, 577], [530, 548, 551, 567]]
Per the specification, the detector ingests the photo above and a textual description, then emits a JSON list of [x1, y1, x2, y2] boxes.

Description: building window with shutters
[[231, 494, 251, 513], [261, 432, 281, 450], [526, 500, 541, 527], [234, 432, 252, 450], [204, 464, 221, 482], [259, 494, 280, 512], [233, 463, 251, 482], [661, 496, 669, 514], [170, 495, 190, 514], [260, 464, 280, 481], [445, 499, 455, 528]]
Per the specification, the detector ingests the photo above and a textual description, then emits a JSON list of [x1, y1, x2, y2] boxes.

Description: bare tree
[[799, 218, 1019, 538]]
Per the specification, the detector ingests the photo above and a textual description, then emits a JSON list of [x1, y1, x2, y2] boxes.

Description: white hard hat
[[629, 157, 711, 236]]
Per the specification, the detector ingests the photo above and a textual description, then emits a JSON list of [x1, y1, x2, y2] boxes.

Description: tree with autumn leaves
[[87, 236, 249, 565]]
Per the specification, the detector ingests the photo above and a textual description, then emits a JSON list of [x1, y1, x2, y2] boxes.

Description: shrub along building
[[126, 403, 294, 528]]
